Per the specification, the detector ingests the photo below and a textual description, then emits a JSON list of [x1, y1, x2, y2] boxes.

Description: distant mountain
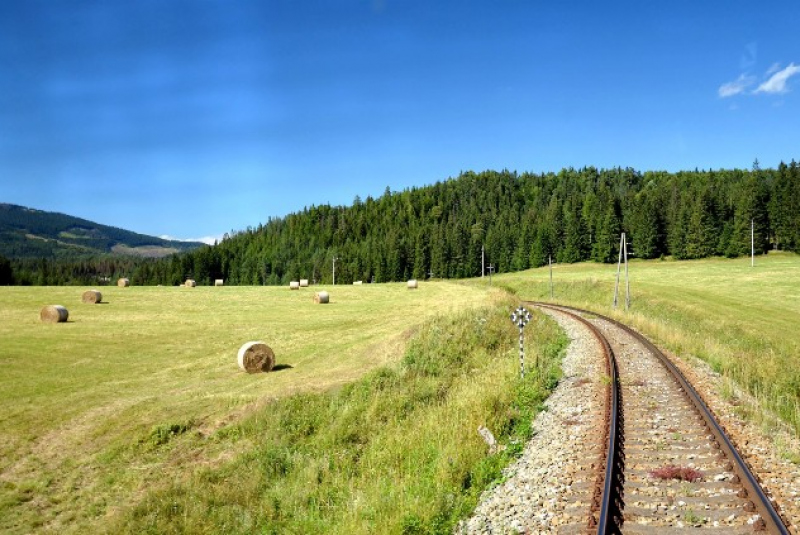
[[0, 203, 205, 259]]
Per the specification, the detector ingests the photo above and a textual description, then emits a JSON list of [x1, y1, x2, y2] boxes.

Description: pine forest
[[5, 161, 800, 286]]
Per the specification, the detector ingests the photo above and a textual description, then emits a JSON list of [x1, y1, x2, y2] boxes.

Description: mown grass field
[[489, 250, 800, 449], [2, 252, 799, 533], [1, 281, 570, 533]]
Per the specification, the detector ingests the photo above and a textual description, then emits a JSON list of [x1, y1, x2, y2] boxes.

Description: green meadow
[[490, 250, 800, 446], [0, 281, 568, 533], [1, 252, 799, 533]]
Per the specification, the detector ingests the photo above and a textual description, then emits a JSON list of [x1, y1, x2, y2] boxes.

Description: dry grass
[[649, 465, 704, 482]]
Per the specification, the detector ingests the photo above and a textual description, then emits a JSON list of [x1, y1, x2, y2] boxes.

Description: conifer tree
[[558, 196, 587, 263], [592, 200, 621, 263]]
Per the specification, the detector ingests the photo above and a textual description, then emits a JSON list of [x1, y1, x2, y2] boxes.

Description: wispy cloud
[[754, 63, 800, 94], [718, 74, 755, 98], [719, 62, 800, 99], [740, 42, 757, 70]]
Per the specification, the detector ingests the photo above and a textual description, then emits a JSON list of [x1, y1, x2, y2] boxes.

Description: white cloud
[[160, 234, 221, 245], [754, 63, 800, 94], [718, 74, 755, 98]]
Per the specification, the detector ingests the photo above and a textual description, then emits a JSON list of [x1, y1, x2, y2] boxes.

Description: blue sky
[[1, 1, 799, 243]]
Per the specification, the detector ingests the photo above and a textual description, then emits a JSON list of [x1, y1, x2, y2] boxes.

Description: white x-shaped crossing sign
[[511, 306, 531, 329]]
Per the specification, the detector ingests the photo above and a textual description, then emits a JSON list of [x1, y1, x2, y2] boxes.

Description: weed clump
[[649, 465, 704, 482], [143, 422, 193, 448]]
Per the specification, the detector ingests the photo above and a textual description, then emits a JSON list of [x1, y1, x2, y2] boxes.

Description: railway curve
[[531, 302, 791, 535]]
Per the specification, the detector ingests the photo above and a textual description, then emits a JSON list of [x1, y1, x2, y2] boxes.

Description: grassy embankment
[[489, 251, 800, 458], [0, 282, 567, 534]]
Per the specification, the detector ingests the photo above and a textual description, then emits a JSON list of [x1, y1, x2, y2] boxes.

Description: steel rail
[[530, 301, 791, 535], [535, 302, 624, 534]]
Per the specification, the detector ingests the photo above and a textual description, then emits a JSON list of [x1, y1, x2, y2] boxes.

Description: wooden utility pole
[[624, 233, 630, 310], [482, 245, 485, 278], [613, 233, 624, 308], [751, 219, 755, 267], [549, 255, 554, 299], [332, 257, 337, 285]]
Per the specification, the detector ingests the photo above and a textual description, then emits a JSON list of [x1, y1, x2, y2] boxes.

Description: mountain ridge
[[0, 203, 205, 259]]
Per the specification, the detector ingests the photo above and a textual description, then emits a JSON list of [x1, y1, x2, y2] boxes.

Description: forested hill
[[126, 161, 798, 287], [4, 162, 798, 286], [0, 203, 204, 259]]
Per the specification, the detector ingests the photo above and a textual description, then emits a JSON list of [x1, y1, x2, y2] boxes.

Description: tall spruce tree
[[770, 161, 797, 251], [592, 199, 621, 263], [685, 188, 718, 259], [628, 188, 662, 259], [558, 196, 587, 263], [726, 171, 770, 256]]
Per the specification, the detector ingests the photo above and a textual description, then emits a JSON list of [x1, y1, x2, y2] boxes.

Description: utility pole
[[332, 257, 337, 285], [549, 255, 554, 299], [751, 219, 755, 267], [613, 233, 624, 308], [624, 233, 630, 310], [481, 245, 485, 278]]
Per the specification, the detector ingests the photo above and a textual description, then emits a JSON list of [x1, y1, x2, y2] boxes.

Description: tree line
[[3, 161, 798, 286]]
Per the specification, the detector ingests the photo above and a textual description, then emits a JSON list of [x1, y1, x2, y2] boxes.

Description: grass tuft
[[144, 422, 193, 448]]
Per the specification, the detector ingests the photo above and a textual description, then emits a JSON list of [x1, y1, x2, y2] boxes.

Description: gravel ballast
[[459, 307, 800, 534], [459, 309, 605, 534]]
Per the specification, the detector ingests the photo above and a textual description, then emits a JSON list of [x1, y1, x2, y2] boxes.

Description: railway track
[[531, 302, 791, 535]]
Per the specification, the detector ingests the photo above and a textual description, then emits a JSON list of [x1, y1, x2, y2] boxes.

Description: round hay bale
[[314, 291, 330, 304], [289, 281, 300, 290], [117, 278, 130, 287], [299, 279, 309, 287], [353, 280, 362, 285], [407, 279, 418, 289], [81, 289, 102, 304], [185, 279, 196, 287], [237, 341, 275, 373], [40, 305, 68, 323], [214, 279, 224, 286]]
